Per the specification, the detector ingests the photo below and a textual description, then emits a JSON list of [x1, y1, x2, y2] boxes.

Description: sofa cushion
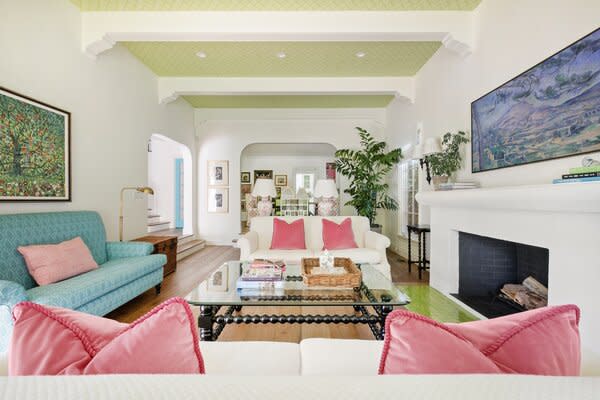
[[328, 248, 381, 264], [270, 218, 306, 250], [322, 218, 358, 250], [26, 255, 164, 311], [9, 298, 203, 375], [249, 250, 313, 265], [201, 341, 300, 376], [18, 237, 98, 286], [301, 339, 382, 376]]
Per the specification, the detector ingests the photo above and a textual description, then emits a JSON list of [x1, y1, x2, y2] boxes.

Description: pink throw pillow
[[270, 218, 306, 250], [322, 218, 358, 250], [18, 237, 98, 285], [379, 305, 580, 376], [9, 298, 205, 375]]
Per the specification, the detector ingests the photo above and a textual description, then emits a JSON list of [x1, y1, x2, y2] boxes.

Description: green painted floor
[[397, 285, 478, 323]]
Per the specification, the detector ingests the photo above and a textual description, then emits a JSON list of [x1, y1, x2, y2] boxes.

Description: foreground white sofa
[[0, 340, 598, 399], [238, 216, 392, 278]]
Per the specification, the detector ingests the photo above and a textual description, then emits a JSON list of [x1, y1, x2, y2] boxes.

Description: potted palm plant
[[335, 127, 402, 232], [426, 131, 469, 189]]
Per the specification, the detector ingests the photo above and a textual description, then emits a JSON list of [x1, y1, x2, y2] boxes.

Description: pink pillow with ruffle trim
[[379, 305, 580, 376], [270, 218, 306, 250], [322, 218, 358, 250], [9, 298, 205, 376], [18, 237, 98, 286]]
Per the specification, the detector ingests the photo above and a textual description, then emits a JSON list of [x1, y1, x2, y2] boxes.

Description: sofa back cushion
[[270, 218, 306, 250], [0, 211, 108, 290], [18, 237, 99, 286]]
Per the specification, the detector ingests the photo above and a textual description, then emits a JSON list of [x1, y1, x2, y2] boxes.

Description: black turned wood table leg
[[407, 228, 412, 273], [198, 305, 215, 341], [379, 305, 394, 338], [418, 230, 423, 280]]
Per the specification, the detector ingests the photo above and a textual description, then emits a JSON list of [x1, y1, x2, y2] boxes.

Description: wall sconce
[[412, 138, 442, 185]]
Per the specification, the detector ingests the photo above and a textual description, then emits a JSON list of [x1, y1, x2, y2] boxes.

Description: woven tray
[[301, 257, 362, 288]]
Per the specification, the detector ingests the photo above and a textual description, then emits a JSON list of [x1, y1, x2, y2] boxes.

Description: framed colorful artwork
[[0, 87, 71, 201], [208, 160, 229, 186], [326, 162, 336, 181], [274, 174, 288, 186], [208, 187, 229, 213], [240, 171, 251, 184], [254, 169, 273, 181]]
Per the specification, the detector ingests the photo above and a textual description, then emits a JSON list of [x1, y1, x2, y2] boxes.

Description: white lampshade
[[252, 179, 277, 198], [411, 143, 424, 160], [423, 137, 442, 155], [313, 179, 339, 198]]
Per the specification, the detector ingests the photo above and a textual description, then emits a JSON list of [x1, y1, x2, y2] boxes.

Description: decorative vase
[[432, 175, 449, 190]]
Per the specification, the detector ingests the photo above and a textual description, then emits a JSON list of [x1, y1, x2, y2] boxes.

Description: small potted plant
[[426, 131, 469, 189]]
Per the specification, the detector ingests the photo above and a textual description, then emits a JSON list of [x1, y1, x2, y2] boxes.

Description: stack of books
[[437, 182, 480, 191], [552, 165, 600, 184], [236, 259, 285, 291]]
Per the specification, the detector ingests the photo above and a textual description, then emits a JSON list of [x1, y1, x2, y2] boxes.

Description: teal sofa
[[0, 211, 166, 352]]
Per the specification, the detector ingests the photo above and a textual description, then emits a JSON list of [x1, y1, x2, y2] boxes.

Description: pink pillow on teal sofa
[[379, 305, 580, 376], [270, 218, 306, 250], [322, 218, 358, 250], [17, 237, 98, 286], [9, 298, 204, 375]]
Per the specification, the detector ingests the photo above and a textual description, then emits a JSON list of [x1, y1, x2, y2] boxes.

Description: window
[[295, 172, 315, 197], [398, 159, 419, 237]]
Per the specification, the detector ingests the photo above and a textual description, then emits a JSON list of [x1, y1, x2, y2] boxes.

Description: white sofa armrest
[[364, 230, 390, 251], [238, 231, 258, 260]]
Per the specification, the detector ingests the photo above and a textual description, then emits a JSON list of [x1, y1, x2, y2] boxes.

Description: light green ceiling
[[123, 41, 441, 77], [71, 0, 482, 11], [183, 95, 394, 108]]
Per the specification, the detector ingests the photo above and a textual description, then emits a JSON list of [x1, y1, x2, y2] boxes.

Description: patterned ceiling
[[183, 95, 394, 108], [123, 41, 441, 77], [71, 0, 482, 11]]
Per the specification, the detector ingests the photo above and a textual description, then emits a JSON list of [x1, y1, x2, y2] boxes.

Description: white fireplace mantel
[[416, 181, 600, 375], [416, 181, 600, 214]]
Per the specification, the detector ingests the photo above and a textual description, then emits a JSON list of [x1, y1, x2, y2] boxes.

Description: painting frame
[[0, 86, 71, 202], [274, 174, 288, 186], [254, 169, 273, 181], [208, 187, 229, 213], [208, 160, 229, 186], [471, 27, 600, 173], [326, 162, 337, 181], [240, 171, 251, 184]]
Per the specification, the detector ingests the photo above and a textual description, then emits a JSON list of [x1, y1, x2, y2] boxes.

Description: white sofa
[[238, 216, 392, 278], [0, 340, 597, 399]]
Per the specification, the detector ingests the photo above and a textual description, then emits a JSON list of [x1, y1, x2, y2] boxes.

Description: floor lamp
[[119, 186, 154, 241]]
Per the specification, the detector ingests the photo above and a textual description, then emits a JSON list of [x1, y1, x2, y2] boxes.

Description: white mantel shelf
[[416, 181, 600, 214]]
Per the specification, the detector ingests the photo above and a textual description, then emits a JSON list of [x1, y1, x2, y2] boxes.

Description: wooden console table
[[133, 235, 178, 276], [407, 224, 430, 280]]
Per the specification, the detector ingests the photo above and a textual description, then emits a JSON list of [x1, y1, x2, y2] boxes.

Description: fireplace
[[452, 232, 549, 318]]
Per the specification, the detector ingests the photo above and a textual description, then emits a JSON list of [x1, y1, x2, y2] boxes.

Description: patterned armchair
[[245, 193, 259, 228]]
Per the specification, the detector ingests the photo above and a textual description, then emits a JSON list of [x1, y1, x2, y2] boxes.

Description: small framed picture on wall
[[208, 187, 229, 213], [274, 174, 288, 186], [326, 162, 336, 181], [208, 160, 229, 186], [240, 171, 251, 184], [254, 170, 273, 181]]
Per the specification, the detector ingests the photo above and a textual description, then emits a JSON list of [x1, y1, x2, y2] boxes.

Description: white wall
[[195, 108, 386, 244], [0, 0, 196, 240]]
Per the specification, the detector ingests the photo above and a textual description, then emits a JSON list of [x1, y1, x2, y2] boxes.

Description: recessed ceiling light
[[355, 51, 366, 58], [196, 51, 207, 59], [277, 52, 287, 59]]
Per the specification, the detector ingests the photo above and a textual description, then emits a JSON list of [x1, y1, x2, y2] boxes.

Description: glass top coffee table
[[185, 261, 410, 341]]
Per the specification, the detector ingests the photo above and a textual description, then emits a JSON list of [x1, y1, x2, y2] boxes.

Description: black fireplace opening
[[451, 232, 549, 318]]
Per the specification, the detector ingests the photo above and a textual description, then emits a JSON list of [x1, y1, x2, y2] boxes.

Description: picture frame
[[326, 162, 337, 181], [240, 171, 251, 184], [207, 263, 229, 292], [274, 174, 288, 186], [254, 169, 273, 181], [208, 187, 229, 213], [471, 27, 600, 173], [0, 86, 71, 201], [208, 160, 229, 186]]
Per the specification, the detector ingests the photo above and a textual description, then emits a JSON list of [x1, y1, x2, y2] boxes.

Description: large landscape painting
[[0, 88, 70, 201], [472, 28, 600, 172]]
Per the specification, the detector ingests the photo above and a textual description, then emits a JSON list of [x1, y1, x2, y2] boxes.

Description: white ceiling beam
[[82, 11, 474, 58], [157, 76, 415, 105]]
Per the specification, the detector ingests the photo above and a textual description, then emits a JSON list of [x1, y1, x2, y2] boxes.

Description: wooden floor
[[106, 246, 429, 342]]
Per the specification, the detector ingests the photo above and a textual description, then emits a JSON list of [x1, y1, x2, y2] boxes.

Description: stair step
[[148, 221, 170, 227], [147, 214, 160, 218], [178, 234, 194, 245], [177, 239, 205, 261], [147, 221, 171, 233], [147, 215, 162, 224]]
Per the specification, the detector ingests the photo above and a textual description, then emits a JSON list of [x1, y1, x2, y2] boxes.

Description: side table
[[133, 235, 178, 277], [407, 224, 430, 280]]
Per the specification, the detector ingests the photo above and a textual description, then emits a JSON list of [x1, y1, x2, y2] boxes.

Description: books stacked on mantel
[[236, 259, 285, 291], [552, 165, 600, 184], [437, 182, 480, 191]]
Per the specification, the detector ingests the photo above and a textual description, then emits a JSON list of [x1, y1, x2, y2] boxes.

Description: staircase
[[147, 209, 205, 261]]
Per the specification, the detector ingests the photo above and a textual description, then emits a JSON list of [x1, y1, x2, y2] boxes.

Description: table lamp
[[314, 179, 339, 216], [119, 186, 154, 241], [252, 179, 277, 216]]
